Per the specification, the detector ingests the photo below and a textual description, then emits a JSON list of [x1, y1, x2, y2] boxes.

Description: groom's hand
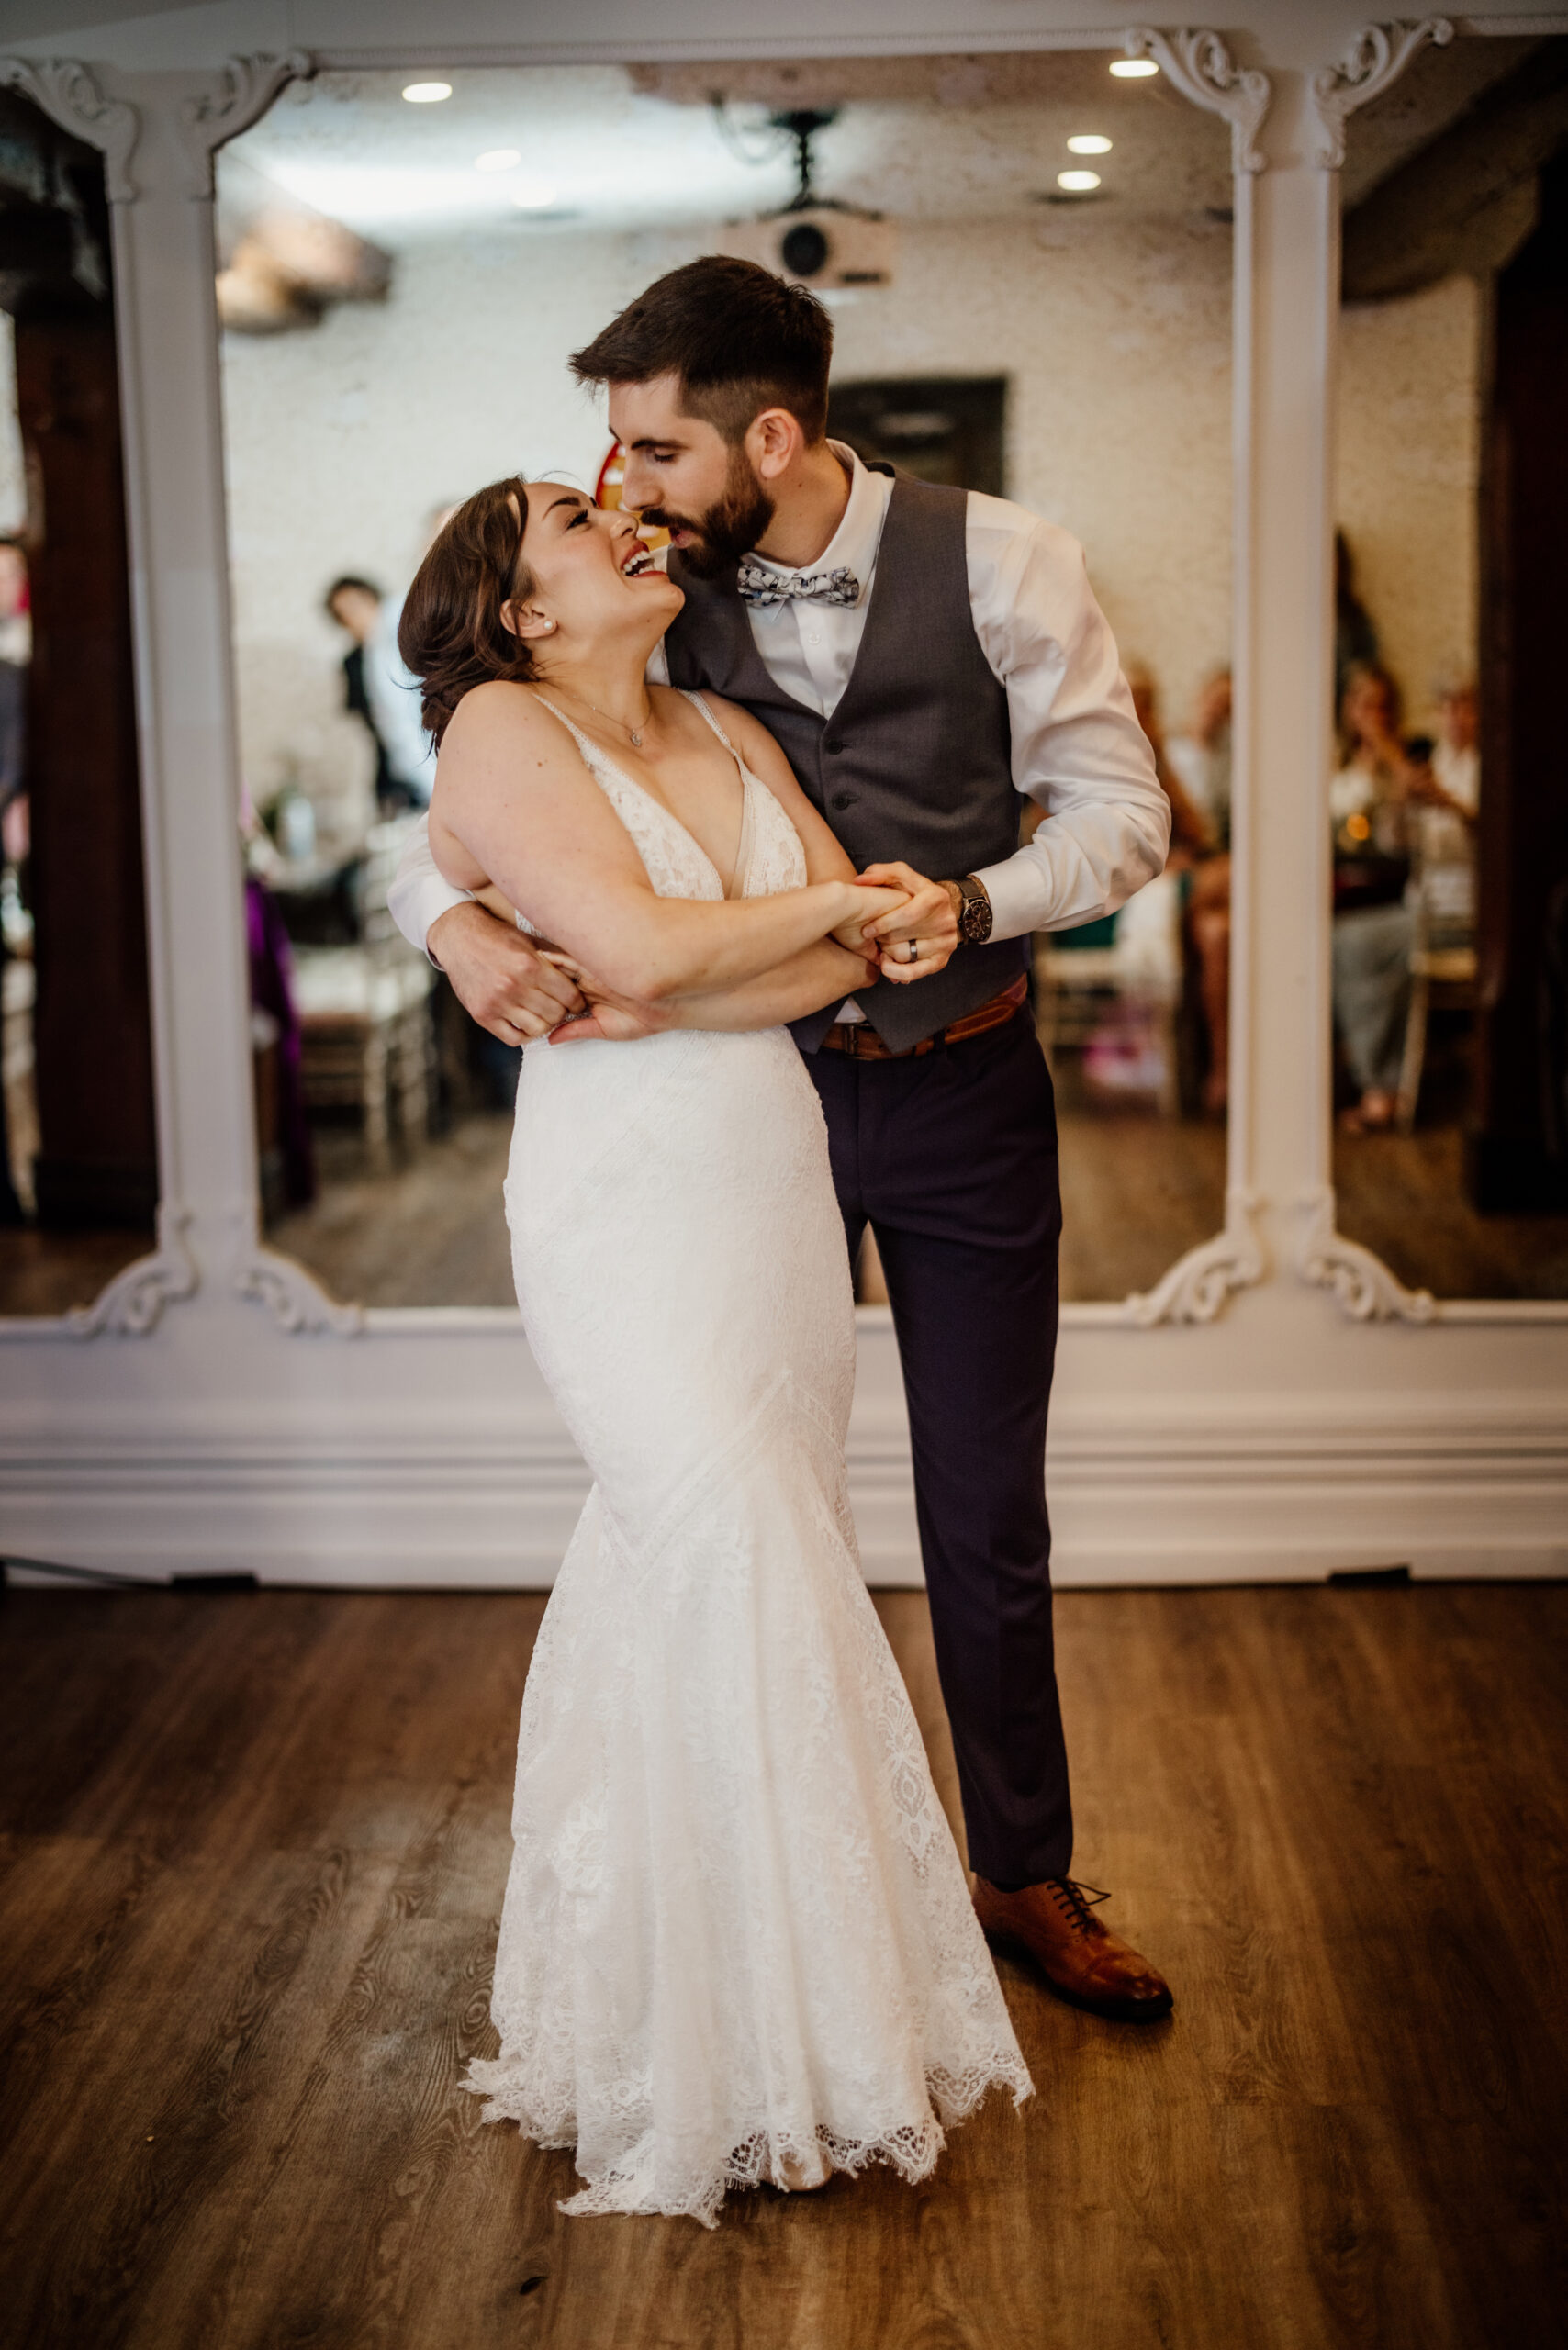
[[427, 901, 586, 1045], [855, 863, 961, 985]]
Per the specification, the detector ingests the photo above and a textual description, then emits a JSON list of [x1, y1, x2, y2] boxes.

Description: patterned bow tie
[[735, 560, 861, 610]]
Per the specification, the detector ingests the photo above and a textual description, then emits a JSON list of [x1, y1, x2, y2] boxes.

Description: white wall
[[1338, 274, 1480, 730], [220, 205, 1235, 811]]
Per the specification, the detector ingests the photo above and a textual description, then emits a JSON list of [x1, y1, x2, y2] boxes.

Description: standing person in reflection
[[1331, 662, 1431, 1132], [404, 474, 1033, 2222], [389, 262, 1174, 2064]]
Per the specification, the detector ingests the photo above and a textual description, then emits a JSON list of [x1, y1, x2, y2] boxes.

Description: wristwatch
[[946, 873, 993, 946]]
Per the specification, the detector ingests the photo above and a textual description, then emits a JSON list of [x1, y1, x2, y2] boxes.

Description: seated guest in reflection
[[325, 572, 434, 814], [1331, 661, 1437, 1132], [1129, 662, 1231, 1114]]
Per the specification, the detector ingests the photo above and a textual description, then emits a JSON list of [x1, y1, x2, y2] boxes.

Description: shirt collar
[[747, 442, 891, 600]]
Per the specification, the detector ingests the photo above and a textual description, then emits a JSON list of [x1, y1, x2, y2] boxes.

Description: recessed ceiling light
[[475, 149, 521, 172], [1068, 134, 1113, 155], [1109, 59, 1159, 79], [510, 184, 559, 210], [1057, 170, 1103, 193], [402, 82, 452, 104]]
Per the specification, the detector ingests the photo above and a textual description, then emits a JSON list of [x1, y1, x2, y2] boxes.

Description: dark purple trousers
[[803, 1007, 1073, 1887]]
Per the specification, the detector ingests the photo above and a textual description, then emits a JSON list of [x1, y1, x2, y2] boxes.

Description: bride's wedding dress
[[466, 692, 1031, 2225]]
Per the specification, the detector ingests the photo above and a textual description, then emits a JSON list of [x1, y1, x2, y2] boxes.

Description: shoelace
[[1047, 1879, 1112, 1934]]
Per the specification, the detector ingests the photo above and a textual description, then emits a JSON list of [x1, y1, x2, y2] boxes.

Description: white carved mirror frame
[[6, 22, 1549, 1354], [1295, 12, 1568, 1331]]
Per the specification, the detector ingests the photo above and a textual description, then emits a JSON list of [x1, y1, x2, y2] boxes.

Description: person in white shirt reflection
[[388, 257, 1172, 2024]]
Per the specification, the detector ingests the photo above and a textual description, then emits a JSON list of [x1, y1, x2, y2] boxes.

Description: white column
[[108, 81, 260, 1301], [1235, 68, 1339, 1283]]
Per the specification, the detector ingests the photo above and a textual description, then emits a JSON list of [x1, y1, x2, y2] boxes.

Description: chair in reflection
[[1036, 873, 1185, 1116], [1395, 811, 1478, 1134], [291, 818, 435, 1176]]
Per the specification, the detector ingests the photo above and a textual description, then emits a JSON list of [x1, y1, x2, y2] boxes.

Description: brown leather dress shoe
[[973, 1876, 1174, 2023]]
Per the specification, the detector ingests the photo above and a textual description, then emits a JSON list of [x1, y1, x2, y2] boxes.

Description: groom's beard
[[639, 449, 775, 581]]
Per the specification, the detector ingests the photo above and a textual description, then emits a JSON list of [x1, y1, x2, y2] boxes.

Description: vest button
[[831, 791, 857, 811], [823, 736, 843, 755]]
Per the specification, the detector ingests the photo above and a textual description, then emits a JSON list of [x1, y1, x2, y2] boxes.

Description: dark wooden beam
[[1343, 44, 1568, 303]]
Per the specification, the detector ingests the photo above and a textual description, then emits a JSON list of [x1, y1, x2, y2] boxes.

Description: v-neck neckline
[[533, 693, 753, 901]]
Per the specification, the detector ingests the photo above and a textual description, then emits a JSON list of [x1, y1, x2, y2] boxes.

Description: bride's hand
[[829, 882, 909, 957], [541, 951, 671, 1046]]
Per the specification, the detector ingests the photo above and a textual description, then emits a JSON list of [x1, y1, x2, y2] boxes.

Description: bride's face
[[509, 487, 681, 652]]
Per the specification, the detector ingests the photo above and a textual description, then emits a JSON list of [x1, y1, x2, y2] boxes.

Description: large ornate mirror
[[1328, 27, 1568, 1305], [208, 50, 1237, 1315]]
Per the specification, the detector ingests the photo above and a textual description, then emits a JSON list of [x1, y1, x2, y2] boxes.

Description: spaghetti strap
[[532, 694, 598, 759], [680, 689, 740, 756]]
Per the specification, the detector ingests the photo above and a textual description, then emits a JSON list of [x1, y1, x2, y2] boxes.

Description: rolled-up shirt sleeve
[[966, 502, 1170, 941], [387, 814, 472, 964]]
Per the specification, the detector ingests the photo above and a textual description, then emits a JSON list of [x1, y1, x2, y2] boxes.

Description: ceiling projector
[[718, 207, 896, 290]]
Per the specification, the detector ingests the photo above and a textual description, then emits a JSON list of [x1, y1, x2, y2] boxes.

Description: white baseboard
[[6, 1384, 1563, 1589]]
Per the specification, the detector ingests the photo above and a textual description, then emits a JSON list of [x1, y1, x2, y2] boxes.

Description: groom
[[390, 258, 1174, 2022]]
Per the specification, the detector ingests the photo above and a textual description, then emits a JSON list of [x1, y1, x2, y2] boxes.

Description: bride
[[402, 475, 1031, 2226]]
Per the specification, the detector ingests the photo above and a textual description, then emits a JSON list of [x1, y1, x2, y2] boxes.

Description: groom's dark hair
[[570, 257, 833, 444]]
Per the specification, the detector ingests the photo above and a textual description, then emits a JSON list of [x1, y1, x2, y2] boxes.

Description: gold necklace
[[556, 684, 652, 750]]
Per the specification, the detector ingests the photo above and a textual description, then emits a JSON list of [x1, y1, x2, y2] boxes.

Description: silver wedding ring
[[905, 939, 920, 964]]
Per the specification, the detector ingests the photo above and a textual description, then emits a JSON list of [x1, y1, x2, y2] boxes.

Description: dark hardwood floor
[[2, 1580, 1562, 2348]]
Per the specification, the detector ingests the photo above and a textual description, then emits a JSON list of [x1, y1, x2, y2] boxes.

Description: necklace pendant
[[630, 730, 643, 747]]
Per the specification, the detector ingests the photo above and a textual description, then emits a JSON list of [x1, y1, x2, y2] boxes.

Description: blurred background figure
[[1167, 665, 1232, 852], [1330, 662, 1426, 1131], [1129, 661, 1232, 1114], [1334, 530, 1379, 720], [1429, 671, 1480, 819], [0, 532, 30, 1226], [325, 571, 432, 815]]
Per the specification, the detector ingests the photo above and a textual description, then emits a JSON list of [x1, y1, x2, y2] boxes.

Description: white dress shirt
[[386, 444, 1169, 980]]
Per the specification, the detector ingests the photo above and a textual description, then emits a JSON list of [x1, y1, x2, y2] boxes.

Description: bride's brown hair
[[398, 476, 542, 749]]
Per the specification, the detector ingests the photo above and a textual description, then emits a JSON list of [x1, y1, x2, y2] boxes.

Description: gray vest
[[664, 471, 1028, 1052]]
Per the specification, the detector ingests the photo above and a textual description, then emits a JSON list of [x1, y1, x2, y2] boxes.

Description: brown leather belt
[[819, 973, 1029, 1061]]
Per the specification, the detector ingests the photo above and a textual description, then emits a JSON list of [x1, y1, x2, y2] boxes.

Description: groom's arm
[[963, 504, 1171, 939], [386, 814, 586, 1044]]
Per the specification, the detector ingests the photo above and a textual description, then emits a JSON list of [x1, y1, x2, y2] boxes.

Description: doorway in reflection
[[0, 88, 159, 1319], [220, 54, 1233, 1309], [1333, 32, 1568, 1297]]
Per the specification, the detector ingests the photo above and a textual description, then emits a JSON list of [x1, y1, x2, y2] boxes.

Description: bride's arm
[[431, 683, 904, 1004]]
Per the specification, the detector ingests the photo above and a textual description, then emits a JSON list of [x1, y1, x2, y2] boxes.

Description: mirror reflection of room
[[0, 90, 159, 1319], [218, 56, 1233, 1311], [1332, 33, 1568, 1299]]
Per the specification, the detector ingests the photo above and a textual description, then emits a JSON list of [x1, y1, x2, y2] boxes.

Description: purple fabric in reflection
[[246, 873, 315, 1206]]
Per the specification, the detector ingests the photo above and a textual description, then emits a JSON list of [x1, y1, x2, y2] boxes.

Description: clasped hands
[[427, 862, 959, 1049]]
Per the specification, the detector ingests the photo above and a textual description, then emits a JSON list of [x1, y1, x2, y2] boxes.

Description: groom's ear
[[748, 406, 807, 484], [501, 597, 555, 644]]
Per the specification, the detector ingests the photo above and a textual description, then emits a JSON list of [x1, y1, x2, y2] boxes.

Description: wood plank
[[1, 1584, 1562, 2348]]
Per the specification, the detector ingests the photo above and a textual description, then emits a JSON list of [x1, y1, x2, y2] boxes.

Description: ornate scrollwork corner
[[177, 50, 315, 197], [1294, 1187, 1436, 1322], [0, 56, 140, 202], [236, 1248, 364, 1337], [1121, 1191, 1267, 1326], [1124, 28, 1272, 174], [1310, 18, 1455, 170], [61, 1206, 198, 1337]]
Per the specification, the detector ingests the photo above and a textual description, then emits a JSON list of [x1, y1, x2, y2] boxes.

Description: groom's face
[[610, 375, 774, 581]]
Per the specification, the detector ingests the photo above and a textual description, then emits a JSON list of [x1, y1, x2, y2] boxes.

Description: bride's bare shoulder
[[444, 678, 556, 748]]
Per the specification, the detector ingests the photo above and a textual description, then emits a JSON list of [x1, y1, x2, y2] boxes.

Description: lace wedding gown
[[465, 692, 1031, 2225]]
